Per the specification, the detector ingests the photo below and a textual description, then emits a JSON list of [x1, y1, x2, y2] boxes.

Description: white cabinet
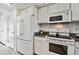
[[38, 6, 48, 23], [75, 42, 79, 55], [34, 39, 43, 54], [48, 3, 70, 13], [71, 3, 79, 21], [57, 3, 70, 12], [38, 3, 70, 23], [48, 4, 57, 13], [42, 38, 49, 55], [34, 37, 49, 55], [75, 48, 79, 55], [21, 40, 33, 55], [68, 44, 74, 55], [17, 39, 33, 55]]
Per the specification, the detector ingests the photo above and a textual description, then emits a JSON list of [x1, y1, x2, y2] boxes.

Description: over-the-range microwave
[[48, 9, 72, 23]]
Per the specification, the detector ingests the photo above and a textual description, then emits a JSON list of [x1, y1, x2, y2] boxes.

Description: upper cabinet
[[71, 3, 79, 21], [57, 3, 70, 12], [48, 3, 70, 14], [38, 3, 71, 23], [48, 4, 57, 13], [38, 6, 48, 23]]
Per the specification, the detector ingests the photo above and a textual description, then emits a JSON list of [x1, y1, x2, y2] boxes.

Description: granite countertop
[[34, 32, 79, 41], [34, 35, 47, 37], [48, 34, 71, 39], [34, 34, 71, 39]]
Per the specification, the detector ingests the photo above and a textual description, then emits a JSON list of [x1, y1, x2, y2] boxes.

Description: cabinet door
[[17, 39, 22, 52], [42, 39, 49, 55], [57, 3, 70, 12], [68, 45, 74, 55], [34, 37, 50, 55], [21, 40, 33, 55], [34, 39, 43, 54], [17, 39, 33, 55], [71, 3, 79, 21], [48, 4, 57, 13], [75, 42, 79, 55], [75, 48, 79, 55], [38, 6, 48, 23]]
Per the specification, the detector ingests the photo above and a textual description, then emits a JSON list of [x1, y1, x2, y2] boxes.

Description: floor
[[0, 43, 20, 55]]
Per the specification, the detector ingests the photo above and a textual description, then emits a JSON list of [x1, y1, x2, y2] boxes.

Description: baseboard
[[0, 42, 5, 45], [34, 53, 38, 55], [17, 51, 24, 55]]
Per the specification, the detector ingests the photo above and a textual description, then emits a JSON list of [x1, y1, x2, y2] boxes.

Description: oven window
[[49, 43, 67, 55], [49, 15, 62, 21]]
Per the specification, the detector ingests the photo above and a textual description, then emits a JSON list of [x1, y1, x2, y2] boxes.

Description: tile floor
[[0, 43, 20, 55]]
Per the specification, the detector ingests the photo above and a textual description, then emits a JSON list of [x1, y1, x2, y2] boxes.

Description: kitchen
[[0, 3, 79, 55]]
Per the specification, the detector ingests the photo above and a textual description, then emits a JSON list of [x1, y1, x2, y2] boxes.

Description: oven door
[[48, 9, 71, 23], [49, 42, 68, 55]]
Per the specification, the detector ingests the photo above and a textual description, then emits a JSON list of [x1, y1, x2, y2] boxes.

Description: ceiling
[[0, 3, 52, 11], [11, 3, 52, 9]]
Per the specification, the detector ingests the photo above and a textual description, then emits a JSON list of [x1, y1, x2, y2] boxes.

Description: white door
[[7, 14, 15, 49], [0, 16, 4, 43], [0, 13, 7, 45]]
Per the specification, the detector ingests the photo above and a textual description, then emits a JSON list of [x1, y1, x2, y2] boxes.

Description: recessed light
[[7, 3, 12, 7]]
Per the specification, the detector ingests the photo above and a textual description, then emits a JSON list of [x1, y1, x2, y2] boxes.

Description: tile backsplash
[[40, 24, 49, 31], [39, 22, 79, 34]]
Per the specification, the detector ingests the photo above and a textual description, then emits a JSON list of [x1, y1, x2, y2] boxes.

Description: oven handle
[[67, 43, 74, 46]]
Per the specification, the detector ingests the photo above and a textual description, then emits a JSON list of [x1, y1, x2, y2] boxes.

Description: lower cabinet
[[34, 39, 43, 54], [17, 39, 33, 55], [34, 37, 49, 55], [17, 39, 22, 53], [75, 42, 79, 55], [75, 48, 79, 55]]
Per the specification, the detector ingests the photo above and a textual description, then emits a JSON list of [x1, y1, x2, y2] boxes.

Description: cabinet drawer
[[75, 42, 79, 47]]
